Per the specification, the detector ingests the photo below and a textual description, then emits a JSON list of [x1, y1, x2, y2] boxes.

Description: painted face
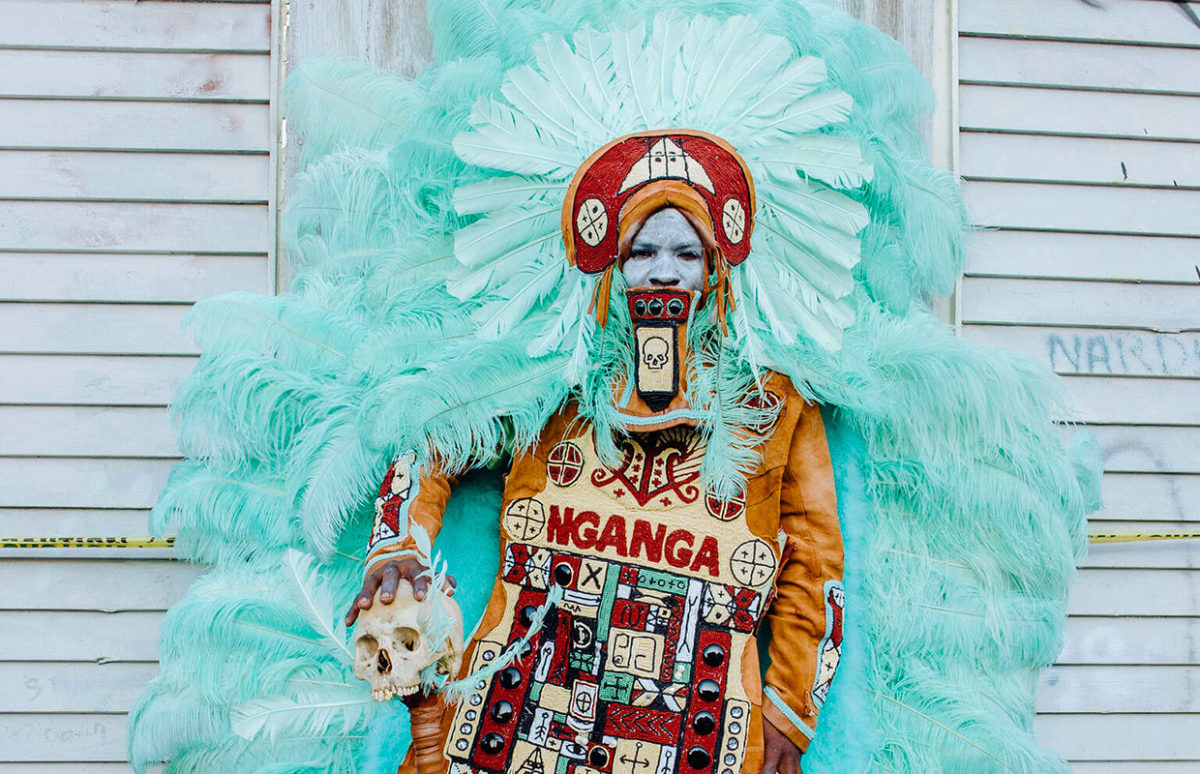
[[620, 208, 706, 292]]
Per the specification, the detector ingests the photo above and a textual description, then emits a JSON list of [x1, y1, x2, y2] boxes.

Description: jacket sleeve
[[761, 400, 845, 753], [364, 451, 456, 577]]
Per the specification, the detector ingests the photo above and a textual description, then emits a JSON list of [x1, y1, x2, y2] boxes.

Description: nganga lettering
[[546, 505, 719, 577]]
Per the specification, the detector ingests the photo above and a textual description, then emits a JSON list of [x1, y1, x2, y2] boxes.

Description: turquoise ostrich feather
[[128, 2, 1101, 773]]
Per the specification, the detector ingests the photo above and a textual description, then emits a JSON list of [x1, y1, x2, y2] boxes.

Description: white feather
[[755, 135, 874, 189], [283, 550, 355, 667], [453, 176, 565, 216]]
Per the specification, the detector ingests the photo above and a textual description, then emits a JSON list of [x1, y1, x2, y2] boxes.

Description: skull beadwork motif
[[352, 579, 464, 701], [642, 336, 670, 370]]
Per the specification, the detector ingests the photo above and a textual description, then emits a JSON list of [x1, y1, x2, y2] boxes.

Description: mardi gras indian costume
[[362, 130, 845, 774], [128, 2, 1101, 773]]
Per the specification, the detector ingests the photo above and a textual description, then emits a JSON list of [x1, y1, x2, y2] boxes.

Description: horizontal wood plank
[[1088, 425, 1200, 475], [1062, 376, 1200, 425], [0, 509, 172, 560], [0, 253, 267, 302], [960, 132, 1200, 188], [0, 1, 270, 52], [1069, 568, 1200, 616], [0, 457, 175, 509], [960, 85, 1200, 141], [0, 355, 195, 405], [0, 406, 177, 458], [961, 0, 1200, 47], [964, 230, 1200, 283], [1064, 765, 1200, 773], [961, 278, 1200, 331], [1035, 713, 1200, 760], [1082, 531, 1200, 570], [0, 50, 268, 102], [0, 303, 195, 355], [0, 99, 269, 151], [0, 150, 269, 201], [1098, 473, 1200, 523], [0, 559, 203, 611], [0, 611, 163, 661], [961, 36, 1200, 95], [963, 326, 1200, 379], [1059, 616, 1200, 665], [0, 765, 137, 773], [0, 201, 269, 253], [1037, 665, 1200, 713], [0, 662, 159, 713], [0, 509, 152, 535], [963, 180, 1200, 235], [0, 715, 126, 763]]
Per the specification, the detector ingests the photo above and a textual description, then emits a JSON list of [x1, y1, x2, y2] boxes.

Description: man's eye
[[679, 251, 702, 260]]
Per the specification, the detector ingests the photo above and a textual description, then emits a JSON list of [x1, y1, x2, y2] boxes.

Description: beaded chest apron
[[444, 424, 781, 774]]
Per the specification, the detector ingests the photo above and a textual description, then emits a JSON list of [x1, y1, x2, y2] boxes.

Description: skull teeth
[[370, 684, 421, 702]]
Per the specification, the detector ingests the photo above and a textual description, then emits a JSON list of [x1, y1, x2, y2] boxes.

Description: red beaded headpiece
[[561, 130, 756, 329]]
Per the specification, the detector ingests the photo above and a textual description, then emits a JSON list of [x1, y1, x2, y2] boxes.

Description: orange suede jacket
[[365, 372, 843, 774]]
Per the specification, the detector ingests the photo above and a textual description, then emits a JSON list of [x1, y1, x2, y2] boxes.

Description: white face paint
[[620, 208, 706, 292]]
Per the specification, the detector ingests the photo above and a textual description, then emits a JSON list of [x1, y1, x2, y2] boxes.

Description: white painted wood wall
[[958, 0, 1200, 770], [0, 0, 273, 767]]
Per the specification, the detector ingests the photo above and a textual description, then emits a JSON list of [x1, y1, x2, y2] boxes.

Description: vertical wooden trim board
[[958, 0, 1200, 769]]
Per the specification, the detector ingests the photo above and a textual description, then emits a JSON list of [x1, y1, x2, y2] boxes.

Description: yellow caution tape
[[0, 536, 175, 549], [1089, 531, 1200, 544], [1, 533, 1196, 549]]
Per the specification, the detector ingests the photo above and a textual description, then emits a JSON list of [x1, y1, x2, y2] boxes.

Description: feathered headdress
[[128, 3, 1100, 773]]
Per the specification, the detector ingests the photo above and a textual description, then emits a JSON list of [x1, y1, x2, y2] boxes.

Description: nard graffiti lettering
[[546, 505, 720, 577], [1046, 332, 1200, 377]]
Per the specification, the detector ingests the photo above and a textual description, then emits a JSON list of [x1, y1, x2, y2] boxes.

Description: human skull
[[642, 336, 670, 370], [352, 579, 464, 701]]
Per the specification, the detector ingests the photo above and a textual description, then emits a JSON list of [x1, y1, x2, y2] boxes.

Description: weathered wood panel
[[0, 99, 270, 151], [0, 151, 269, 201], [964, 230, 1200, 283], [0, 50, 269, 101], [0, 201, 269, 253], [0, 509, 151, 536], [1061, 376, 1200, 426], [0, 611, 164, 662], [963, 180, 1200, 236], [0, 662, 160, 713], [961, 133, 1200, 188], [0, 355, 195, 405], [1098, 473, 1200, 523], [1059, 616, 1200, 665], [0, 1, 270, 51], [0, 458, 175, 509], [1082, 533, 1200, 570], [962, 327, 1200, 379], [960, 278, 1200, 331], [1035, 714, 1200, 760], [0, 304, 195, 355], [0, 253, 267, 302], [960, 85, 1200, 141], [1069, 569, 1200, 617], [0, 406, 177, 458], [1038, 665, 1200, 713], [961, 0, 1200, 47], [961, 36, 1200, 94], [0, 559, 204, 611], [0, 715, 126, 763], [1087, 425, 1200, 475]]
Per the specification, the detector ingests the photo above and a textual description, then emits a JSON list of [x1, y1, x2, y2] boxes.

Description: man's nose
[[648, 252, 681, 286]]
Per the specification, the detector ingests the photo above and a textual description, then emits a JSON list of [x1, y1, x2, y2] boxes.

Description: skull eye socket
[[395, 626, 420, 652], [356, 634, 379, 658]]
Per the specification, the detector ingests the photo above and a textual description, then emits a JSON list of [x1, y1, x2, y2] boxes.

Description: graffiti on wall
[[1047, 331, 1200, 377]]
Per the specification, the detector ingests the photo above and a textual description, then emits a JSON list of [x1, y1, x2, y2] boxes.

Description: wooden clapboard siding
[[960, 0, 1200, 766], [0, 0, 273, 767]]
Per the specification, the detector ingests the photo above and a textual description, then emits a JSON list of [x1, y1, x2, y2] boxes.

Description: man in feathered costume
[[128, 2, 1100, 773], [347, 129, 846, 774]]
